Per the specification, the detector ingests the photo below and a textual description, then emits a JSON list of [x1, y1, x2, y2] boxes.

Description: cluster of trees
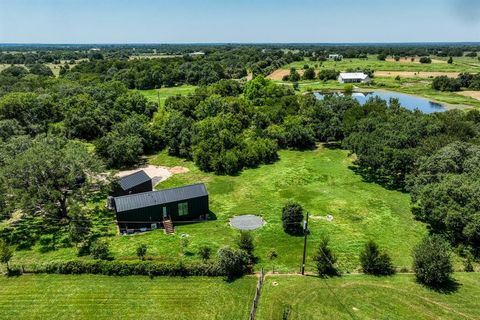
[[66, 48, 302, 90], [432, 73, 480, 92], [283, 68, 345, 83], [154, 77, 356, 175], [312, 233, 456, 289]]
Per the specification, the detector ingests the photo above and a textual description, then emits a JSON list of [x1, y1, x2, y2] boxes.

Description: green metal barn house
[[113, 183, 209, 234]]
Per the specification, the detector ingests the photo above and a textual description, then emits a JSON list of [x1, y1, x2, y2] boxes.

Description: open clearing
[[116, 165, 189, 186], [257, 273, 480, 320], [12, 146, 425, 272], [457, 91, 480, 101], [386, 57, 446, 64], [137, 85, 197, 106], [374, 71, 460, 78], [0, 275, 256, 320]]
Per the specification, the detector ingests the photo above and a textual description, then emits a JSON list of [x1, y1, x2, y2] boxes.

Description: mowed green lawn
[[257, 273, 480, 320], [12, 146, 426, 273], [0, 275, 256, 320]]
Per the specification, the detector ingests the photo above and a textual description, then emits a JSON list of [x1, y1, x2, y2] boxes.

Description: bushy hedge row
[[18, 260, 224, 277]]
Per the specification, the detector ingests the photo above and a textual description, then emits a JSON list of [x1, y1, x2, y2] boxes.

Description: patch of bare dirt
[[457, 91, 480, 101], [267, 69, 305, 81], [386, 57, 446, 64], [116, 165, 189, 187]]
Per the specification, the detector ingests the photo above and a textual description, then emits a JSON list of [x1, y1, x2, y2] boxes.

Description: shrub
[[198, 246, 212, 262], [412, 235, 453, 288], [217, 246, 250, 279], [344, 84, 354, 94], [237, 232, 254, 256], [313, 237, 338, 277], [317, 69, 339, 81], [0, 239, 13, 271], [419, 57, 432, 64], [90, 240, 112, 260], [464, 253, 474, 272], [282, 202, 304, 235], [432, 76, 461, 92], [377, 54, 387, 61], [302, 68, 316, 80], [39, 234, 56, 253], [27, 260, 223, 277], [136, 244, 147, 261], [359, 240, 395, 276]]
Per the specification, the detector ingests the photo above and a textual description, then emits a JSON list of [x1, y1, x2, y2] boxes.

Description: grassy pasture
[[136, 85, 197, 107], [12, 146, 426, 273], [257, 273, 480, 320], [285, 55, 480, 73], [0, 275, 256, 320]]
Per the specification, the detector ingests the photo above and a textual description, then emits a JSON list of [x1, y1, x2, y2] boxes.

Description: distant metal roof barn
[[114, 183, 209, 213], [117, 170, 151, 191], [339, 72, 369, 80]]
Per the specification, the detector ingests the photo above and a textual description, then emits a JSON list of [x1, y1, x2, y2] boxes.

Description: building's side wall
[[116, 195, 209, 231]]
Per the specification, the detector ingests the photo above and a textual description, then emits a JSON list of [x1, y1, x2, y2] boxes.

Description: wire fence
[[249, 268, 265, 320]]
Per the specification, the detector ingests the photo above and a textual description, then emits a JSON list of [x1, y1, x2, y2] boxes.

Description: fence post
[[248, 268, 265, 320]]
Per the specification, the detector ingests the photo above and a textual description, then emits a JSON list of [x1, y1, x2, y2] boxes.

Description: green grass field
[[0, 275, 256, 320], [285, 55, 480, 73], [136, 85, 197, 106], [12, 146, 427, 273], [257, 273, 480, 320]]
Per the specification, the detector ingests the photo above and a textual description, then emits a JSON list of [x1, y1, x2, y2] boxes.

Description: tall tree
[[1, 136, 104, 220]]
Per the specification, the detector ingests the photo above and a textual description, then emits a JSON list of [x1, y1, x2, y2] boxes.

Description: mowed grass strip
[[0, 275, 256, 320], [256, 274, 480, 320]]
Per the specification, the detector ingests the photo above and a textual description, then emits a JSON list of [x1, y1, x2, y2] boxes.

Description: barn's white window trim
[[178, 202, 188, 216]]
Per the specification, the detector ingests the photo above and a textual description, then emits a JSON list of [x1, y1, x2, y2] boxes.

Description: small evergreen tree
[[313, 237, 338, 277], [282, 202, 304, 235], [136, 244, 147, 261], [268, 249, 278, 273], [359, 240, 395, 276], [412, 235, 453, 288], [181, 237, 190, 255], [198, 246, 211, 262], [0, 239, 13, 272], [90, 240, 112, 260], [237, 232, 254, 256]]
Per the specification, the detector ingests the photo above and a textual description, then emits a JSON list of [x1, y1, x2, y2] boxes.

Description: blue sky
[[0, 0, 479, 43]]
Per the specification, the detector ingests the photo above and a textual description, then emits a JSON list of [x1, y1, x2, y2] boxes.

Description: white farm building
[[338, 72, 371, 84], [328, 54, 343, 60]]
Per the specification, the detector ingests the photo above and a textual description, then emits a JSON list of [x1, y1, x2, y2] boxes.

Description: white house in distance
[[338, 72, 371, 84], [329, 54, 343, 60]]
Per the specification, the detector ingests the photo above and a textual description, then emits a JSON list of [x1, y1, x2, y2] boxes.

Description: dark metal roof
[[114, 183, 208, 213], [117, 170, 151, 191]]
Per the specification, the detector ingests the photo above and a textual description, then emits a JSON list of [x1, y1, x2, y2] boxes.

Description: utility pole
[[301, 212, 309, 275]]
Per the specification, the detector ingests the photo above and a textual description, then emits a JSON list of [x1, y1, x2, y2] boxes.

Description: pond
[[313, 90, 447, 113]]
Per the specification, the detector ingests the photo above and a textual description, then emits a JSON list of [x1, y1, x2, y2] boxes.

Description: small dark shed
[[113, 183, 209, 232], [112, 170, 152, 197]]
